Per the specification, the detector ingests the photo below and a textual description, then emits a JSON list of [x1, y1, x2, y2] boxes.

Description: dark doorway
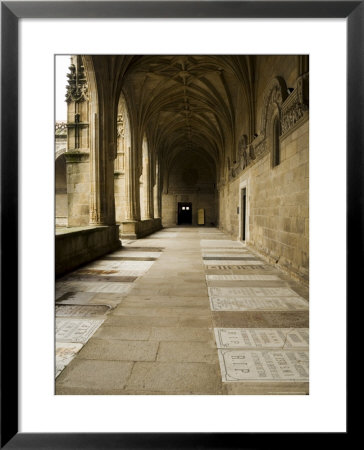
[[178, 202, 192, 225], [241, 188, 246, 241]]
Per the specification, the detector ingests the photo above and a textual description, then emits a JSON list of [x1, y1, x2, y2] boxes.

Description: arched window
[[272, 116, 281, 167]]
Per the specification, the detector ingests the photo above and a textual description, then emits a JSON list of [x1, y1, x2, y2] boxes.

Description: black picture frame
[[1, 1, 355, 447]]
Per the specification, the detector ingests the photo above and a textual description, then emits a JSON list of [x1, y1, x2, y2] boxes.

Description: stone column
[[65, 56, 90, 227], [153, 157, 161, 218], [143, 151, 154, 219]]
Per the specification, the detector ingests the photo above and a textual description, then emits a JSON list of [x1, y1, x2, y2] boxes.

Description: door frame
[[239, 178, 249, 242]]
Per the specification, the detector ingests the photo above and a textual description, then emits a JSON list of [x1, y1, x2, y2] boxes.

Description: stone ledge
[[56, 225, 121, 277], [120, 218, 162, 240]]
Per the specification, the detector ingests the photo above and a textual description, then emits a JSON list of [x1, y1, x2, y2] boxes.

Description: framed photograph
[[1, 1, 355, 447]]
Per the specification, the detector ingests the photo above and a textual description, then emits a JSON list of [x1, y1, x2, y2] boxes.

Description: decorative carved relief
[[230, 134, 256, 179], [260, 77, 287, 136], [65, 57, 89, 103], [281, 74, 309, 136], [117, 114, 125, 139]]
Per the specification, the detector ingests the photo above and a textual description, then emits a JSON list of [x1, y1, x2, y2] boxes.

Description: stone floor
[[55, 226, 309, 395]]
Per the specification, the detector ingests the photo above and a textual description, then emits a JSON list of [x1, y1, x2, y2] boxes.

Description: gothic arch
[[260, 76, 288, 138]]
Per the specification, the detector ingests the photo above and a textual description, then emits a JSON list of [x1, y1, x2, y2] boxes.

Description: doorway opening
[[178, 202, 192, 225], [241, 188, 247, 241]]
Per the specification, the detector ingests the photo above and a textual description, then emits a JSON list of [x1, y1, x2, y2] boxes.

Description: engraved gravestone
[[206, 275, 280, 281], [56, 318, 104, 343], [55, 342, 83, 377], [56, 304, 110, 317], [218, 349, 309, 382], [204, 260, 264, 266], [214, 328, 309, 349], [208, 287, 299, 297], [209, 296, 309, 311]]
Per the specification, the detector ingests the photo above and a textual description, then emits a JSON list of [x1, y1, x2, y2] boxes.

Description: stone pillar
[[65, 56, 90, 227], [65, 152, 90, 226], [153, 158, 161, 218], [143, 151, 154, 220], [120, 142, 141, 238]]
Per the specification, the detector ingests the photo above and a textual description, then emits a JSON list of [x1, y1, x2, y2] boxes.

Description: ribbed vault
[[119, 55, 255, 176]]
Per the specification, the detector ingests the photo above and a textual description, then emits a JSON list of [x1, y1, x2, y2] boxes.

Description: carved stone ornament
[[117, 114, 125, 139], [281, 74, 309, 136], [230, 134, 256, 179], [260, 77, 288, 136], [65, 57, 89, 103]]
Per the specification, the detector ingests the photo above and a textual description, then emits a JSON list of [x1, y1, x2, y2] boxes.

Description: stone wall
[[162, 150, 217, 227], [219, 117, 309, 284], [162, 192, 217, 227], [55, 225, 121, 276]]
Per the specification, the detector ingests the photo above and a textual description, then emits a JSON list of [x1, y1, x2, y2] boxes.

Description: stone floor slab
[[209, 296, 309, 311], [55, 342, 83, 377], [157, 342, 217, 363], [56, 291, 96, 305], [56, 318, 104, 343], [204, 260, 264, 266], [214, 328, 309, 349], [149, 327, 213, 342], [56, 304, 111, 317], [206, 275, 281, 281], [56, 359, 134, 390], [218, 349, 309, 382], [92, 326, 152, 341], [77, 339, 159, 361], [208, 287, 300, 297], [212, 311, 309, 328], [56, 280, 134, 294], [125, 362, 222, 394]]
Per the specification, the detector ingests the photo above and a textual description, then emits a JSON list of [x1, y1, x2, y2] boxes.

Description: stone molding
[[65, 56, 89, 104], [64, 151, 90, 163], [229, 74, 309, 180], [281, 73, 309, 138]]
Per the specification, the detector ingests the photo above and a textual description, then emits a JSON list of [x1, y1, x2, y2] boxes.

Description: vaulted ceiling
[[121, 56, 255, 170], [89, 55, 256, 178]]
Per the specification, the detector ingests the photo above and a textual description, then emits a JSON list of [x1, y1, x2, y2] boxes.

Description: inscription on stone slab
[[56, 318, 104, 343], [66, 274, 138, 283], [203, 256, 258, 261], [56, 281, 134, 294], [102, 256, 157, 261], [76, 268, 120, 275], [208, 287, 299, 297], [214, 328, 309, 349], [56, 291, 96, 304], [204, 260, 264, 266], [206, 275, 280, 281], [56, 304, 110, 317], [121, 247, 163, 252], [111, 251, 162, 258], [202, 253, 253, 258], [218, 349, 309, 382], [205, 265, 270, 270], [209, 297, 309, 311], [90, 260, 153, 270], [55, 342, 83, 377], [200, 240, 243, 246], [202, 248, 249, 252]]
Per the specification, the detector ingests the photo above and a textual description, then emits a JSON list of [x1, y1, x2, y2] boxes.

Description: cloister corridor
[[55, 226, 309, 395]]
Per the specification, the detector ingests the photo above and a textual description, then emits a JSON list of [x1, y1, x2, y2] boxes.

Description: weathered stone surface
[[218, 349, 308, 382], [56, 318, 104, 343], [214, 328, 309, 349], [125, 362, 223, 394], [56, 304, 110, 317], [55, 342, 83, 377], [56, 359, 134, 390], [209, 296, 308, 311], [78, 339, 159, 361]]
